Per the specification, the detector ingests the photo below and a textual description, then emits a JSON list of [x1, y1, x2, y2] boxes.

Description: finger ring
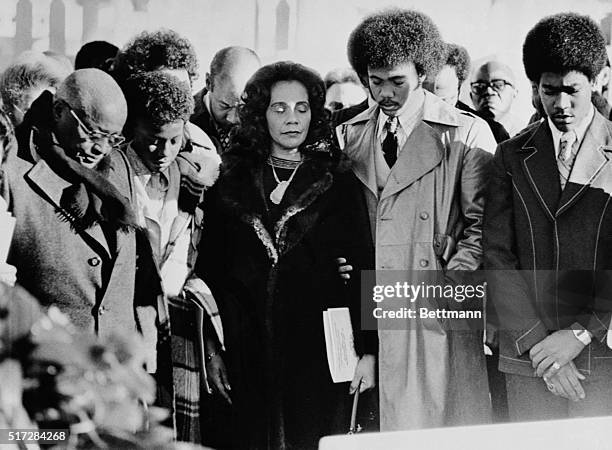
[[552, 362, 561, 371], [546, 383, 555, 392]]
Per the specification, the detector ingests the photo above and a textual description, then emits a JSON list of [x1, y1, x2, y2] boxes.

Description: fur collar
[[219, 149, 347, 265]]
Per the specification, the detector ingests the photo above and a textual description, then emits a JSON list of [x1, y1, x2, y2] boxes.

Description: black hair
[[523, 12, 607, 83], [231, 61, 337, 163], [75, 41, 119, 71], [445, 43, 471, 84], [123, 71, 194, 132], [347, 8, 445, 78], [113, 29, 199, 85]]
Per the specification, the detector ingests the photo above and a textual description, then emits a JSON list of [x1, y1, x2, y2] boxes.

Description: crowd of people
[[1, 6, 612, 450]]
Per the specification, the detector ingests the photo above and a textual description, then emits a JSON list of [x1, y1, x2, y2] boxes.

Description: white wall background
[[1, 0, 612, 123]]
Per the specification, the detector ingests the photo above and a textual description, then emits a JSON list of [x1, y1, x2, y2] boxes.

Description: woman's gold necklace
[[268, 156, 302, 205]]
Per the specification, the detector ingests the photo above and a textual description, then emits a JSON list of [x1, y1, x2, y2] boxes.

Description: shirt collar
[[126, 143, 170, 184], [547, 105, 595, 157], [376, 89, 425, 141]]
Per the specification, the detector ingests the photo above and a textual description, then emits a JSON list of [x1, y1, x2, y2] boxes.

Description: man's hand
[[544, 361, 585, 402], [485, 322, 498, 348], [336, 257, 353, 281], [529, 330, 585, 377], [206, 353, 232, 405], [349, 354, 376, 394]]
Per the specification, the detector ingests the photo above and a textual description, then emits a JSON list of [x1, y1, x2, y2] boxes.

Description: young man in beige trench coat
[[337, 9, 496, 430]]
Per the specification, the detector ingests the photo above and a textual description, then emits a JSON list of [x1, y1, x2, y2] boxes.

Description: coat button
[[420, 212, 429, 220], [88, 257, 101, 267], [419, 259, 429, 268]]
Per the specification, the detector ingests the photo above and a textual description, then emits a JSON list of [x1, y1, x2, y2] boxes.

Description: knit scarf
[[18, 91, 139, 232]]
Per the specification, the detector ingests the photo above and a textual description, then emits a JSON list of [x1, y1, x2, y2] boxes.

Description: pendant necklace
[[268, 156, 302, 205]]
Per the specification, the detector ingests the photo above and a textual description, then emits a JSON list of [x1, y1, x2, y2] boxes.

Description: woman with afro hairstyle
[[338, 8, 496, 431], [122, 71, 220, 443], [196, 61, 377, 449], [484, 12, 612, 422]]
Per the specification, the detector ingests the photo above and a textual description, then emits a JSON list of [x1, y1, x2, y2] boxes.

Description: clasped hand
[[529, 330, 585, 377], [530, 330, 587, 401]]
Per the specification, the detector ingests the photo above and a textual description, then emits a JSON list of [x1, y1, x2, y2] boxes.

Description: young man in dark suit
[[484, 12, 612, 421]]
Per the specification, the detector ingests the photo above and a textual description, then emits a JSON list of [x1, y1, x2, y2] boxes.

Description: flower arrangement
[[0, 283, 204, 449]]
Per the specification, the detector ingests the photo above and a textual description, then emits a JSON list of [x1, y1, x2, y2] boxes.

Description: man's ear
[[594, 66, 610, 93], [205, 72, 212, 92]]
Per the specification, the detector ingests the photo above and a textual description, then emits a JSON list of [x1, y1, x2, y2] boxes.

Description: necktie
[[557, 131, 578, 189], [382, 116, 399, 168], [218, 127, 232, 152]]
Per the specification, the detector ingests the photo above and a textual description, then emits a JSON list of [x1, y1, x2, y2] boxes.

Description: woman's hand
[[206, 352, 232, 405], [350, 354, 376, 394]]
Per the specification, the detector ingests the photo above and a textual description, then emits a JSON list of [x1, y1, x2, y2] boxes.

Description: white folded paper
[[323, 307, 359, 383]]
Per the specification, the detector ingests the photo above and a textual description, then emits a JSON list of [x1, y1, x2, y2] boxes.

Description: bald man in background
[[191, 46, 260, 153], [3, 69, 165, 375], [470, 61, 522, 137]]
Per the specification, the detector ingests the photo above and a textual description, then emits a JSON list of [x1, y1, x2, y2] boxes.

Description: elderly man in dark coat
[[3, 69, 166, 380]]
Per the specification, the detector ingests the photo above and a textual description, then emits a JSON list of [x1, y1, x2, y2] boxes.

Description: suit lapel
[[557, 112, 612, 216], [26, 159, 112, 259], [380, 121, 444, 201], [519, 122, 561, 221]]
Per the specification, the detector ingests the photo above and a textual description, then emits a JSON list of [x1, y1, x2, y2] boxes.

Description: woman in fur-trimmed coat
[[196, 62, 377, 450]]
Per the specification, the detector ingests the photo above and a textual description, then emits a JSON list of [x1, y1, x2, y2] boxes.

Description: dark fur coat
[[197, 147, 376, 450]]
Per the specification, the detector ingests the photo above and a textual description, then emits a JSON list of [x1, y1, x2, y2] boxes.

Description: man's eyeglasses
[[470, 80, 514, 95], [67, 105, 125, 147]]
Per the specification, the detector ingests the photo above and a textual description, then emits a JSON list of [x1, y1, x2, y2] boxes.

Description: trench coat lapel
[[380, 121, 444, 201], [341, 107, 378, 198], [25, 159, 112, 259], [519, 122, 561, 221], [556, 112, 612, 216]]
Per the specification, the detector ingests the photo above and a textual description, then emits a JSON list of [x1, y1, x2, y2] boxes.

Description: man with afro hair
[[338, 8, 496, 431], [484, 12, 612, 422], [424, 43, 470, 106], [123, 71, 221, 443]]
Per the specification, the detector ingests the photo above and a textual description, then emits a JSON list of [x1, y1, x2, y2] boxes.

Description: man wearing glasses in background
[[3, 69, 166, 379], [470, 61, 522, 138]]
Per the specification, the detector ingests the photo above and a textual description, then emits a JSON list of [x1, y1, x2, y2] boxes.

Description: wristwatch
[[572, 328, 592, 346]]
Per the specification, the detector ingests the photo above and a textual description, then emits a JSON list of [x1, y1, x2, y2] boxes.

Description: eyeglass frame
[[470, 79, 514, 95], [62, 101, 125, 148]]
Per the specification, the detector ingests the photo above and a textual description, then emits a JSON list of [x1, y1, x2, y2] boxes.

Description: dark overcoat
[[484, 112, 612, 377]]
